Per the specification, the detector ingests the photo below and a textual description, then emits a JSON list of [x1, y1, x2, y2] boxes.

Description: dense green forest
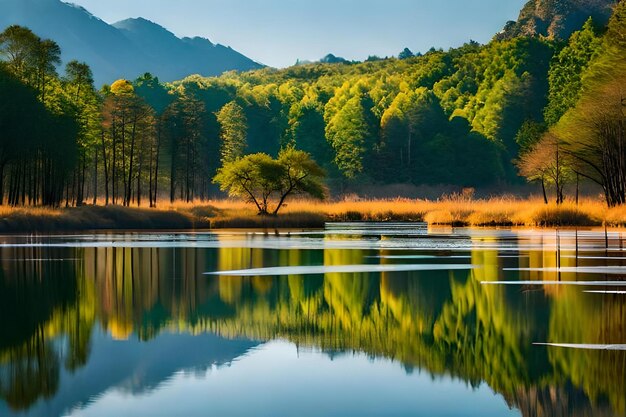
[[1, 1, 626, 207]]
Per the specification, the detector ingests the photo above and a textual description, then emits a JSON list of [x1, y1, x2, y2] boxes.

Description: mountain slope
[[113, 18, 261, 81], [0, 0, 262, 86], [497, 0, 616, 40]]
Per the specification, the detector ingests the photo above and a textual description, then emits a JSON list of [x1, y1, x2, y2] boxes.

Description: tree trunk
[[93, 148, 98, 205], [153, 122, 162, 207], [170, 142, 176, 204], [126, 117, 137, 207], [575, 173, 580, 206], [101, 131, 110, 206], [112, 125, 117, 205]]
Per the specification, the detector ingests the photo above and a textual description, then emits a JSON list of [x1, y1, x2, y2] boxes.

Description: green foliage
[[214, 148, 325, 214], [168, 36, 552, 187], [216, 101, 247, 165], [102, 78, 159, 206], [325, 91, 377, 179], [0, 33, 78, 206], [0, 25, 62, 105], [0, 25, 40, 83], [133, 73, 173, 115], [286, 93, 332, 169], [0, 23, 556, 203], [544, 19, 602, 126], [276, 146, 327, 202], [65, 61, 93, 90], [515, 120, 546, 153]]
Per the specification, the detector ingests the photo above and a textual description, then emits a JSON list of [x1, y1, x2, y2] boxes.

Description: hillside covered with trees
[[1, 0, 626, 207]]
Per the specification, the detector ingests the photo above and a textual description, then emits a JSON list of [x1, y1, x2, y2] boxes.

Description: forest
[[1, 2, 626, 207]]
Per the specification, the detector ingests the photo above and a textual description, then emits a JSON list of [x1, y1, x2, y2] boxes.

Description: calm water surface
[[1, 224, 625, 417]]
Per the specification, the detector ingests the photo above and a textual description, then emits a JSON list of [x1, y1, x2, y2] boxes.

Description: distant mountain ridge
[[0, 0, 262, 86], [497, 0, 617, 40], [112, 17, 261, 82]]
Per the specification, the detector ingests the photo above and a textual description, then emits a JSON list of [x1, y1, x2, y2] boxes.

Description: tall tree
[[64, 61, 99, 205], [0, 25, 38, 83], [33, 39, 61, 103], [217, 101, 247, 165], [102, 79, 156, 206], [64, 61, 94, 102], [325, 90, 377, 179]]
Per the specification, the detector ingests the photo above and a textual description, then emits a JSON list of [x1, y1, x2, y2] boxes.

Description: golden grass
[[0, 205, 203, 232], [168, 196, 618, 227], [0, 196, 624, 231]]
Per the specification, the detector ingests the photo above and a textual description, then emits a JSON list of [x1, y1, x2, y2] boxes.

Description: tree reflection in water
[[0, 230, 624, 416]]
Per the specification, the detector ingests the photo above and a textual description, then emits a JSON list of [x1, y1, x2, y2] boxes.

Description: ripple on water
[[533, 343, 626, 351], [207, 264, 478, 277]]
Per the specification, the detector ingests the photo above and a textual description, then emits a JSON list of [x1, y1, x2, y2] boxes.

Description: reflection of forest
[[0, 233, 625, 416]]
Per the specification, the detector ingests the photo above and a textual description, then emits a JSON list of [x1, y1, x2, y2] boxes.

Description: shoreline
[[0, 200, 623, 233]]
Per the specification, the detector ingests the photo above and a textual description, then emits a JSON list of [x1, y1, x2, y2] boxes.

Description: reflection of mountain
[[0, 232, 625, 417], [1, 329, 258, 417]]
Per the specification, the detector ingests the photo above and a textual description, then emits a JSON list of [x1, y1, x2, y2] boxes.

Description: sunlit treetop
[[110, 79, 134, 96]]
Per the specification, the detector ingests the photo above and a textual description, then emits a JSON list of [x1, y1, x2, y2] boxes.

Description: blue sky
[[70, 0, 527, 67]]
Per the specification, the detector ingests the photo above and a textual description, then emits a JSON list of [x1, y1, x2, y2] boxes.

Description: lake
[[0, 224, 625, 417]]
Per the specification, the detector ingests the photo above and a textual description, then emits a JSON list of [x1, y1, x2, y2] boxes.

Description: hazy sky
[[69, 0, 527, 67]]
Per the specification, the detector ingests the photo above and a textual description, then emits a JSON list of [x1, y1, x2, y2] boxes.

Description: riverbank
[[204, 197, 626, 228], [0, 205, 208, 233], [0, 198, 624, 232]]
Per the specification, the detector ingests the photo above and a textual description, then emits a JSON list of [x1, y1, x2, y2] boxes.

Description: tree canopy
[[214, 148, 326, 215]]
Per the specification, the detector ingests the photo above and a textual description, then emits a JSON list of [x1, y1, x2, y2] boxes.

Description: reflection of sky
[[1, 328, 258, 417], [65, 341, 518, 417]]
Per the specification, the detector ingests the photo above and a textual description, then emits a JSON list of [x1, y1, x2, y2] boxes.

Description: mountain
[[113, 18, 261, 82], [496, 0, 616, 40], [0, 0, 262, 86]]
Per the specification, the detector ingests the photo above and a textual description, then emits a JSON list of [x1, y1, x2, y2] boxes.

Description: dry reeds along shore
[[201, 197, 625, 227], [0, 196, 624, 232]]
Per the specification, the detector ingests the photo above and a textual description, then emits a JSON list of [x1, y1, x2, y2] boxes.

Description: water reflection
[[0, 226, 625, 416]]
